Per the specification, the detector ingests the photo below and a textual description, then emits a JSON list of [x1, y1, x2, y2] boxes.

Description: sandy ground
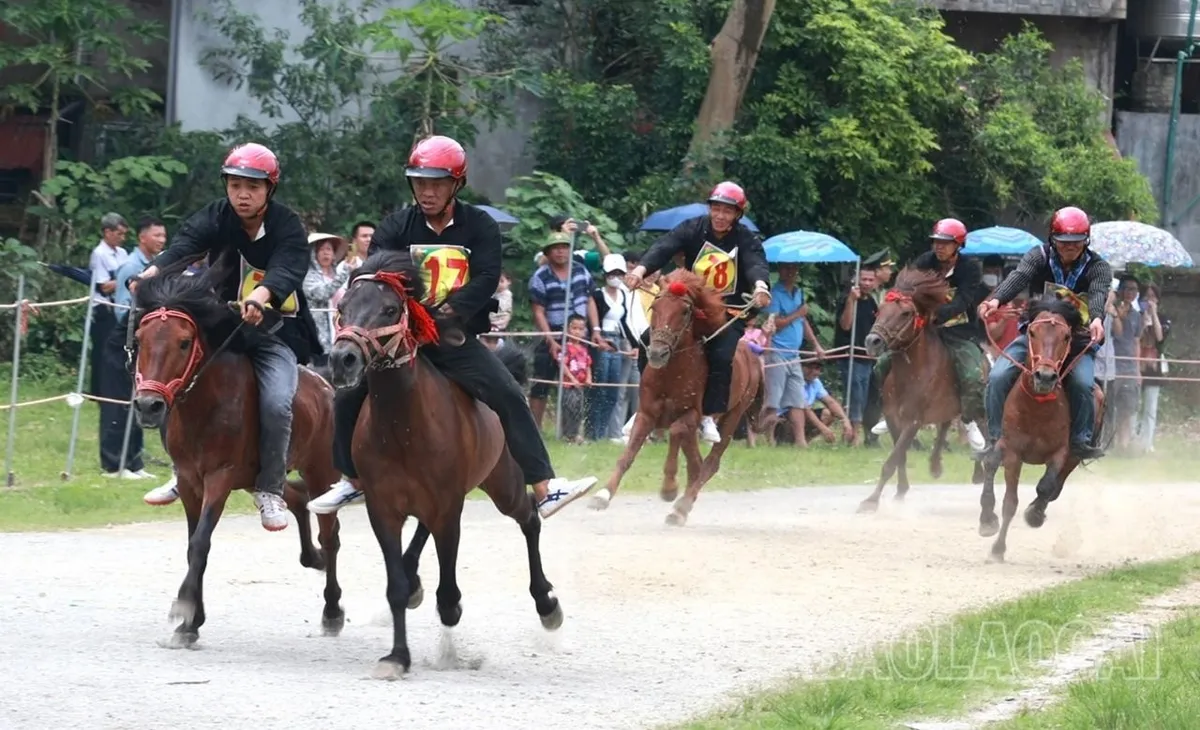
[[3, 478, 1200, 730]]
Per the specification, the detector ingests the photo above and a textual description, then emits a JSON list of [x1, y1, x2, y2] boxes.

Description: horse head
[[1024, 296, 1081, 395], [131, 250, 247, 427], [646, 270, 727, 369], [329, 250, 440, 390], [865, 266, 948, 356]]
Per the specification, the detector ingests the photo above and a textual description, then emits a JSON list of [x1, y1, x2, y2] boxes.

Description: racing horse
[[327, 250, 561, 679], [978, 296, 1104, 562], [130, 252, 344, 648], [589, 269, 762, 526], [860, 266, 987, 512]]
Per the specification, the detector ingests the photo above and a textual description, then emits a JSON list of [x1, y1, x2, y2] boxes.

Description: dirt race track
[[3, 479, 1200, 730]]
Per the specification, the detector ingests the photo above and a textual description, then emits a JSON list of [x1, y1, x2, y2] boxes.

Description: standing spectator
[[865, 249, 895, 303], [1109, 274, 1145, 451], [1137, 282, 1170, 453], [608, 251, 647, 432], [528, 231, 603, 429], [834, 266, 879, 444], [89, 212, 130, 474], [537, 214, 612, 273], [340, 220, 374, 275], [560, 314, 593, 443], [303, 233, 349, 367], [589, 254, 631, 440], [1093, 287, 1117, 443], [104, 216, 165, 479], [759, 262, 824, 444]]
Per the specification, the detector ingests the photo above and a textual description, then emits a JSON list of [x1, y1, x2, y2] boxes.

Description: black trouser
[[333, 335, 556, 484], [703, 318, 746, 416], [97, 312, 144, 473]]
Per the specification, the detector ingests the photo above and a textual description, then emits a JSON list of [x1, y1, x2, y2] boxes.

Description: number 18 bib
[[692, 242, 738, 295], [410, 244, 471, 307]]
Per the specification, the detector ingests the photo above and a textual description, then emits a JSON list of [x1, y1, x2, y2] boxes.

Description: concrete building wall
[[929, 0, 1125, 18]]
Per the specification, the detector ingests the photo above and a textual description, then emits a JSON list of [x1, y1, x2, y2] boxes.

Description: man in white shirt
[[87, 212, 132, 476]]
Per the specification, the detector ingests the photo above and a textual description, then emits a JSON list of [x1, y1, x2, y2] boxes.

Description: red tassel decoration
[[668, 281, 689, 297], [407, 298, 440, 345]]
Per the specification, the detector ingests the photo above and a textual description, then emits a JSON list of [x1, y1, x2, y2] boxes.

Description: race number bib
[[692, 242, 738, 296], [410, 244, 471, 307], [1042, 283, 1089, 323], [942, 287, 967, 327], [241, 267, 298, 314]]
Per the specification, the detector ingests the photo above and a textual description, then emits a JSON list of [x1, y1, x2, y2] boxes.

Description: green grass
[[992, 606, 1200, 730], [676, 554, 1200, 730], [1, 373, 1198, 531]]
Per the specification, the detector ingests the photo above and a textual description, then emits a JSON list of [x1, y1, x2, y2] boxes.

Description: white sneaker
[[143, 475, 180, 506], [309, 478, 364, 515], [964, 421, 987, 452], [123, 469, 154, 480], [699, 416, 721, 443], [871, 419, 889, 435], [621, 414, 636, 436], [254, 491, 289, 531], [537, 476, 599, 519]]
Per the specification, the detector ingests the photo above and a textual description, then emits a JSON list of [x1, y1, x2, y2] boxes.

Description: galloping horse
[[860, 267, 987, 512], [590, 269, 761, 526], [328, 250, 561, 679], [130, 254, 344, 648], [978, 297, 1104, 562]]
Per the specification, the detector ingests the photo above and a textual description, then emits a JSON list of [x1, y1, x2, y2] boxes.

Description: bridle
[[647, 285, 753, 360], [871, 289, 927, 354], [333, 271, 439, 368], [133, 306, 249, 408], [987, 310, 1089, 403]]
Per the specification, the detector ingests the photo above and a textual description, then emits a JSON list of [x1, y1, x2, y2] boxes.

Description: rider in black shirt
[[309, 135, 597, 518], [624, 182, 772, 443]]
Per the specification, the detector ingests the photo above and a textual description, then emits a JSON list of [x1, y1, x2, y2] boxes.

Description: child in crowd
[[560, 314, 592, 443], [485, 270, 513, 351]]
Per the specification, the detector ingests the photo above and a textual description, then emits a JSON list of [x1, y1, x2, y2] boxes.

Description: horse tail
[[495, 341, 531, 387]]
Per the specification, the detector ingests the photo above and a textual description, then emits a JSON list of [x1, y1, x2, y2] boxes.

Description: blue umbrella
[[962, 226, 1042, 257], [763, 230, 859, 264], [477, 204, 520, 226], [638, 203, 760, 233], [42, 262, 93, 287]]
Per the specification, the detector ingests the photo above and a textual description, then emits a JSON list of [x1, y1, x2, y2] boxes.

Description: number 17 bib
[[410, 244, 471, 307], [693, 242, 738, 296]]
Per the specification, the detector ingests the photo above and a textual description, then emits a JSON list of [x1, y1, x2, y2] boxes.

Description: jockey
[[624, 181, 772, 443], [135, 142, 321, 531], [876, 219, 988, 451], [308, 135, 598, 517], [977, 206, 1112, 461]]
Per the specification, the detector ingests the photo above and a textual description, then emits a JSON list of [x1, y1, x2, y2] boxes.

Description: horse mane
[[352, 250, 427, 301], [1026, 294, 1083, 331], [661, 269, 727, 335], [132, 249, 261, 353], [892, 266, 950, 313]]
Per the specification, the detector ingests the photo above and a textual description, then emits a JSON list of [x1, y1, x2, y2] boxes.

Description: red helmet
[[707, 181, 747, 212], [222, 143, 280, 186], [406, 135, 467, 180], [930, 218, 967, 246], [1049, 206, 1090, 243]]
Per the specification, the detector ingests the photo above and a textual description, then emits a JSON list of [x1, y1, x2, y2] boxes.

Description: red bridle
[[883, 289, 927, 331], [334, 271, 439, 367], [134, 308, 206, 408]]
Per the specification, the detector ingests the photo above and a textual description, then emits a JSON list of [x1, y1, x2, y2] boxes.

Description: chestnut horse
[[978, 297, 1104, 562], [589, 269, 762, 526], [860, 267, 987, 512], [328, 250, 560, 679], [130, 255, 343, 648]]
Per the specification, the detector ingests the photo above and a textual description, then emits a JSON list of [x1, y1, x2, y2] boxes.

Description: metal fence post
[[5, 275, 26, 487], [63, 268, 100, 480], [554, 225, 582, 441]]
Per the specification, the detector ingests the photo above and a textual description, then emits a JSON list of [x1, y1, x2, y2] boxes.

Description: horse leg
[[1025, 452, 1072, 529], [166, 472, 232, 648], [979, 446, 1000, 537], [859, 423, 918, 512], [990, 456, 1023, 562], [284, 477, 324, 571], [928, 422, 950, 480], [592, 410, 656, 509], [367, 506, 411, 679], [403, 521, 430, 610], [432, 515, 464, 629], [660, 426, 683, 503], [666, 429, 706, 527]]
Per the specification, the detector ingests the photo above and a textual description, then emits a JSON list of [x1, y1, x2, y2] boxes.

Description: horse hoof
[[407, 585, 424, 610], [979, 520, 999, 538], [158, 630, 199, 649], [168, 599, 196, 626], [930, 463, 944, 480], [665, 511, 687, 527], [1024, 503, 1047, 529], [988, 550, 1006, 564], [540, 602, 564, 631], [857, 500, 879, 514], [371, 660, 409, 681], [588, 489, 611, 511], [321, 612, 345, 637], [660, 487, 678, 502]]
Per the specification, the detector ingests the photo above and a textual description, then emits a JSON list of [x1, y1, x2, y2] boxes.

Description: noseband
[[872, 290, 927, 352], [334, 271, 440, 368], [134, 308, 207, 408]]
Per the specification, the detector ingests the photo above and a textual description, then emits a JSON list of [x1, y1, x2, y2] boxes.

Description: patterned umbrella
[[1088, 221, 1194, 268]]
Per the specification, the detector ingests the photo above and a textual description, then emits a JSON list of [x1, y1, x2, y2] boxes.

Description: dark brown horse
[[328, 250, 560, 679], [590, 269, 762, 526], [130, 256, 343, 648], [978, 297, 1104, 562], [860, 267, 987, 512]]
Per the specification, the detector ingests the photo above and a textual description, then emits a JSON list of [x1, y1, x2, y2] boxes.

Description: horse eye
[[180, 338, 192, 350], [383, 305, 399, 318]]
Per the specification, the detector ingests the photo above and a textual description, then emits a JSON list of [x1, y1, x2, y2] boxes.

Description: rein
[[986, 310, 1092, 403], [133, 307, 248, 408], [647, 283, 754, 357], [333, 271, 439, 368]]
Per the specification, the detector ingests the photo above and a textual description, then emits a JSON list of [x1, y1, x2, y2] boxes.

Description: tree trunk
[[35, 73, 62, 257], [683, 0, 776, 180]]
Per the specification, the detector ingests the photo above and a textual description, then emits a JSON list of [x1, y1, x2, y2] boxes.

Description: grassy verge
[[992, 607, 1200, 729], [2, 373, 1199, 531], [677, 554, 1200, 730]]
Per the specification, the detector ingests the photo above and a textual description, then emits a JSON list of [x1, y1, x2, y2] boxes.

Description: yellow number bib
[[410, 244, 471, 307], [240, 267, 298, 314], [692, 242, 738, 295]]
